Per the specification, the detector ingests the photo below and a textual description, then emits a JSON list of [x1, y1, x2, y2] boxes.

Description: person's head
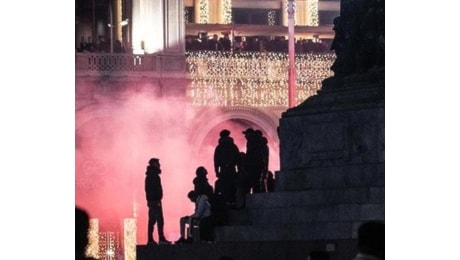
[[148, 158, 161, 170], [147, 158, 161, 175], [149, 158, 160, 166], [242, 128, 254, 137], [187, 190, 198, 202], [219, 129, 231, 138], [357, 221, 385, 259], [196, 166, 208, 177], [76, 207, 90, 258]]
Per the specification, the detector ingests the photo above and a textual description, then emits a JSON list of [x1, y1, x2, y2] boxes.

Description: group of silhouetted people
[[185, 33, 332, 54], [213, 128, 274, 210]]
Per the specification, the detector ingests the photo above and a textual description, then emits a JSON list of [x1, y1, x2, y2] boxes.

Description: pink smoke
[[75, 87, 279, 243]]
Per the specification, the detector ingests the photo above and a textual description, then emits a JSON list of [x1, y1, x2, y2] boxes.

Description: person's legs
[[147, 206, 157, 243], [179, 216, 188, 238], [155, 205, 171, 244], [175, 216, 191, 244], [156, 206, 165, 240]]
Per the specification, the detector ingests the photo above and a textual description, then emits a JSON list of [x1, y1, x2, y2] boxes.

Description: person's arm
[[191, 196, 207, 219]]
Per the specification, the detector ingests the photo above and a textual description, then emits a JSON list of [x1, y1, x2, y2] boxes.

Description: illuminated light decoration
[[307, 0, 319, 26], [268, 10, 276, 26], [123, 218, 137, 260], [99, 232, 120, 260], [186, 51, 336, 107], [87, 219, 99, 259], [222, 0, 232, 24], [199, 0, 209, 24]]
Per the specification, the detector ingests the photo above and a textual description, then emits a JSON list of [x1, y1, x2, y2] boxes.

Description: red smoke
[[75, 89, 279, 243]]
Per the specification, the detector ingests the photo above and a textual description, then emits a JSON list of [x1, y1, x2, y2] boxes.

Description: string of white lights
[[222, 0, 232, 24], [186, 51, 336, 107], [199, 0, 209, 24], [307, 0, 319, 26]]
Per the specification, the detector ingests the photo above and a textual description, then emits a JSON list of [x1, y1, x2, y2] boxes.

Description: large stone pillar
[[131, 0, 184, 54], [164, 0, 185, 53], [131, 0, 165, 54]]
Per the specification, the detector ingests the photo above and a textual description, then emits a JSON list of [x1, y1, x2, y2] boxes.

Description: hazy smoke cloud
[[76, 85, 280, 242]]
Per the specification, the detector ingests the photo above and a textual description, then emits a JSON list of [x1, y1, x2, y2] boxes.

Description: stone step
[[276, 164, 384, 191], [214, 221, 369, 242], [245, 187, 384, 209], [227, 203, 384, 226], [137, 239, 358, 260]]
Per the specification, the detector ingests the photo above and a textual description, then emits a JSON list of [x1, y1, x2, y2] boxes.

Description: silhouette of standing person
[[213, 129, 240, 207], [76, 206, 97, 260], [263, 170, 275, 192], [254, 129, 269, 191], [243, 128, 267, 193], [145, 158, 171, 245], [353, 221, 385, 260], [235, 152, 249, 208]]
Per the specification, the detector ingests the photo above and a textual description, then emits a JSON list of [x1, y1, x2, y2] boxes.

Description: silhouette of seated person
[[353, 221, 385, 260], [76, 206, 97, 260], [175, 190, 213, 244]]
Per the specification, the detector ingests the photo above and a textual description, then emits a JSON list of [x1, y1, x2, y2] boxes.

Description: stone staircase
[[137, 164, 384, 260], [214, 186, 384, 242]]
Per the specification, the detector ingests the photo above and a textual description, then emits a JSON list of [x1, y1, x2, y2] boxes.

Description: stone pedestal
[[278, 72, 384, 192], [212, 73, 384, 244]]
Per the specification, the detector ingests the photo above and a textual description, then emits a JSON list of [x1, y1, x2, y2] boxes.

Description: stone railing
[[75, 51, 336, 107], [75, 53, 154, 71], [75, 53, 187, 75]]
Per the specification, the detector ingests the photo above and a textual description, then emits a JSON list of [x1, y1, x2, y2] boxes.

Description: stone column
[[164, 0, 185, 54], [131, 0, 165, 54]]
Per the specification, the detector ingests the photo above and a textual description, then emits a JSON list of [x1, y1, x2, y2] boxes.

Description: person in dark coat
[[243, 128, 266, 193], [193, 166, 214, 198], [145, 158, 171, 245], [235, 152, 249, 208], [76, 207, 98, 260], [213, 129, 240, 207]]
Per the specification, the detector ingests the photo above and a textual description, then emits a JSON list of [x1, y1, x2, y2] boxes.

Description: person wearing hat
[[145, 158, 171, 245], [243, 128, 266, 193], [213, 129, 240, 207]]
